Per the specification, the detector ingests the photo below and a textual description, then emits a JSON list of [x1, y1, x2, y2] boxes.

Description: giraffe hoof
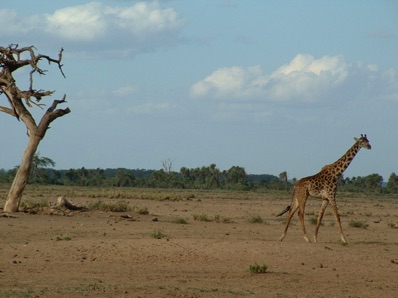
[[304, 236, 310, 243]]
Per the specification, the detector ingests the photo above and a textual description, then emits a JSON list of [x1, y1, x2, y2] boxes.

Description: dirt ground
[[1, 189, 398, 297]]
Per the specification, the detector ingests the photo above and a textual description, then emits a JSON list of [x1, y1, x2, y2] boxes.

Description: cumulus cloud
[[45, 2, 107, 41], [191, 65, 266, 99], [0, 1, 184, 56], [191, 54, 397, 103], [267, 54, 348, 102]]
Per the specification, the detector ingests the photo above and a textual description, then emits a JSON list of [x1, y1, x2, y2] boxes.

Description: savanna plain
[[1, 186, 398, 298]]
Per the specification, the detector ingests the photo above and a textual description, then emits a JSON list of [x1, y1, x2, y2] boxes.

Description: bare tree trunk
[[1, 45, 70, 212], [3, 135, 41, 212]]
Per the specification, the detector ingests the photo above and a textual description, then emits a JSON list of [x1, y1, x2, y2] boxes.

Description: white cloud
[[44, 2, 183, 41], [45, 2, 107, 41], [268, 54, 348, 102], [113, 2, 182, 35], [191, 54, 397, 103], [0, 1, 184, 56], [191, 65, 267, 99], [113, 85, 138, 97]]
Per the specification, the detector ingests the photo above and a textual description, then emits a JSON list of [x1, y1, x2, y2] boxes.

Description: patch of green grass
[[248, 215, 265, 224], [341, 210, 355, 217], [87, 199, 103, 210], [20, 199, 49, 209], [62, 283, 108, 293], [249, 263, 268, 274], [308, 217, 317, 225], [308, 217, 323, 226], [107, 201, 130, 212], [54, 234, 72, 241], [151, 229, 167, 239], [171, 217, 188, 224], [193, 213, 211, 222], [349, 220, 368, 229], [214, 214, 233, 223], [133, 205, 149, 215], [0, 288, 36, 298], [87, 200, 130, 212]]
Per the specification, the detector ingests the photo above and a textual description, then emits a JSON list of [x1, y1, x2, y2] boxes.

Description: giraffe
[[277, 134, 371, 243]]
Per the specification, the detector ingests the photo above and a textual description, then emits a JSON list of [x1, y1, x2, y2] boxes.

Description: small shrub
[[88, 199, 103, 210], [215, 214, 233, 223], [249, 263, 268, 274], [133, 206, 149, 215], [308, 217, 323, 226], [309, 217, 317, 225], [108, 201, 130, 212], [55, 234, 72, 241], [151, 229, 167, 239], [248, 215, 264, 224], [172, 217, 188, 224], [193, 213, 211, 222], [349, 220, 368, 229]]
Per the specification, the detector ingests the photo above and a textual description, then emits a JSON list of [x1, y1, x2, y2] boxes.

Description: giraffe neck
[[330, 141, 361, 177]]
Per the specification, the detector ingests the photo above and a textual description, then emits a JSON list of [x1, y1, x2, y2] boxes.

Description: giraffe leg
[[314, 199, 329, 243], [280, 199, 299, 242], [297, 202, 309, 242], [329, 199, 347, 243]]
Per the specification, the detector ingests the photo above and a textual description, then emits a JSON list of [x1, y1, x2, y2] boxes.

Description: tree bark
[[3, 135, 41, 212], [1, 45, 70, 213]]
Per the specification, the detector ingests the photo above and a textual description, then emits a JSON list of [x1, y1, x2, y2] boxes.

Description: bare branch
[[1, 44, 65, 92], [20, 89, 55, 105], [1, 45, 67, 122], [47, 94, 67, 112], [37, 94, 70, 138], [34, 47, 65, 79], [0, 105, 16, 117]]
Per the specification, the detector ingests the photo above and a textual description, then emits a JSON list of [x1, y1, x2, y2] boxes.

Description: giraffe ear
[[354, 137, 359, 142]]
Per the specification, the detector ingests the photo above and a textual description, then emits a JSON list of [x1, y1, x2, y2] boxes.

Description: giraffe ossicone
[[277, 134, 371, 243]]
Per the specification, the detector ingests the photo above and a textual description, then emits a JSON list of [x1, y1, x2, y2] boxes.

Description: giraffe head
[[354, 134, 371, 150]]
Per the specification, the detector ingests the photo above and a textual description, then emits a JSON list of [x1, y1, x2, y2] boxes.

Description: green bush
[[249, 263, 268, 274], [349, 220, 368, 229]]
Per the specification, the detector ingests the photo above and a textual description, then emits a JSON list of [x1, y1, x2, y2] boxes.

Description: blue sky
[[1, 0, 397, 181]]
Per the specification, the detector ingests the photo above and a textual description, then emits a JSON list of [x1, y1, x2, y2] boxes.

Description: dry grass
[[1, 185, 398, 298]]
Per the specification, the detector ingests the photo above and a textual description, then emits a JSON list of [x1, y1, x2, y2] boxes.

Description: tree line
[[0, 163, 280, 191], [0, 155, 397, 193]]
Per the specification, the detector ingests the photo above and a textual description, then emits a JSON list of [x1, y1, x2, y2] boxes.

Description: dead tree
[[0, 44, 70, 212]]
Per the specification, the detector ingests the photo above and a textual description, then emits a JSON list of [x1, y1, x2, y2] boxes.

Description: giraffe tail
[[276, 205, 290, 217]]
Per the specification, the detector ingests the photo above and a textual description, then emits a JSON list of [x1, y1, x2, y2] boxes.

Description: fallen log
[[57, 196, 86, 211]]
